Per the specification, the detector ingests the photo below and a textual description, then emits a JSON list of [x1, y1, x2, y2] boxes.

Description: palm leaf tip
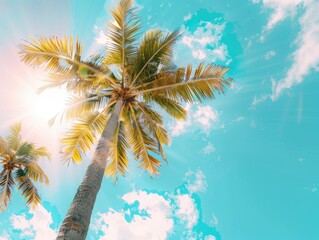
[[104, 0, 141, 66]]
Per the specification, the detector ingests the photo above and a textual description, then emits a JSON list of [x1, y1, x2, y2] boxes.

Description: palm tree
[[19, 0, 233, 239], [0, 123, 50, 212]]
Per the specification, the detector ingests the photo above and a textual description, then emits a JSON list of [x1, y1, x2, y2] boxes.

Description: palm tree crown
[[19, 0, 232, 180], [19, 0, 233, 238], [0, 123, 50, 211]]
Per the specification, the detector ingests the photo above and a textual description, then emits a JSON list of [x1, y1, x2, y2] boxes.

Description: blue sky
[[0, 0, 319, 239]]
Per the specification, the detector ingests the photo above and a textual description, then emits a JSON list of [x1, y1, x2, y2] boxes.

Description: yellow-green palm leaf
[[61, 112, 109, 163], [0, 169, 14, 211], [133, 63, 232, 103], [105, 121, 129, 179], [104, 0, 141, 69], [16, 169, 41, 208]]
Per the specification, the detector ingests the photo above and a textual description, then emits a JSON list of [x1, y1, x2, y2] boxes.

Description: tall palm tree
[[0, 123, 50, 212], [19, 0, 233, 239]]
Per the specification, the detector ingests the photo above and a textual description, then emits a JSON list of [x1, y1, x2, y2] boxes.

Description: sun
[[32, 88, 68, 122]]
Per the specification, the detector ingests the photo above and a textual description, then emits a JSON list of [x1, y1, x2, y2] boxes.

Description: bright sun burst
[[32, 88, 68, 122]]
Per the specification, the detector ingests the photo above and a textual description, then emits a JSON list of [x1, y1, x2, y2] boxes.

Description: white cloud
[[250, 94, 268, 109], [256, 0, 304, 32], [170, 104, 220, 136], [203, 142, 216, 155], [205, 236, 217, 240], [255, 0, 319, 100], [93, 170, 216, 239], [264, 50, 276, 60], [233, 116, 245, 123], [178, 21, 230, 64], [10, 205, 57, 240], [95, 30, 107, 45], [184, 13, 192, 21], [95, 190, 173, 240], [194, 106, 219, 131], [271, 0, 319, 99], [175, 194, 199, 229], [249, 120, 257, 128], [185, 169, 208, 194]]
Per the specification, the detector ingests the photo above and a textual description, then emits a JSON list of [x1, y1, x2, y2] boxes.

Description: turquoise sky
[[0, 0, 319, 239]]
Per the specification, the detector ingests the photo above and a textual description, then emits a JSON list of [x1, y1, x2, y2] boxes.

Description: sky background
[[0, 0, 319, 239]]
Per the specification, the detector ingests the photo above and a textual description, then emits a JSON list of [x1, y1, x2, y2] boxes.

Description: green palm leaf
[[6, 123, 22, 151], [105, 121, 129, 179], [126, 104, 161, 175], [16, 169, 41, 208], [0, 169, 14, 212], [16, 158, 49, 184], [19, 36, 118, 91], [61, 112, 109, 163], [143, 94, 187, 120], [135, 102, 170, 162], [103, 0, 141, 70], [129, 29, 180, 87], [49, 92, 111, 125], [0, 137, 14, 159], [133, 63, 232, 103]]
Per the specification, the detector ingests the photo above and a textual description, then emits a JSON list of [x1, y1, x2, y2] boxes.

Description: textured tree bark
[[56, 100, 123, 240]]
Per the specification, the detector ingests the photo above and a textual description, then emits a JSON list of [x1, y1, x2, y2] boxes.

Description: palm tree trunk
[[56, 100, 123, 240]]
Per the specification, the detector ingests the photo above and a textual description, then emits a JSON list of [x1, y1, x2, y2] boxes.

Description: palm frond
[[104, 0, 141, 71], [0, 169, 14, 212], [15, 170, 40, 208], [126, 104, 161, 175], [61, 112, 109, 163], [19, 36, 118, 90], [32, 146, 51, 160], [15, 142, 50, 161], [105, 121, 129, 179], [129, 29, 181, 87], [16, 158, 49, 184], [133, 64, 232, 103], [49, 92, 111, 126], [6, 123, 22, 151], [135, 102, 170, 162], [0, 137, 14, 160], [143, 94, 187, 120]]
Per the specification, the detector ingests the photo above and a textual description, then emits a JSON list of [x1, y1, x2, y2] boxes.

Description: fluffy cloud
[[10, 205, 57, 240], [264, 50, 276, 60], [194, 106, 219, 130], [93, 170, 217, 240], [178, 21, 231, 64], [175, 194, 199, 229], [203, 142, 216, 155], [185, 169, 208, 194], [170, 104, 220, 136], [254, 0, 319, 100], [94, 191, 173, 240]]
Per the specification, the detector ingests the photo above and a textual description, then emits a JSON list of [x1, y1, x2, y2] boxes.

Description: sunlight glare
[[33, 88, 68, 121]]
